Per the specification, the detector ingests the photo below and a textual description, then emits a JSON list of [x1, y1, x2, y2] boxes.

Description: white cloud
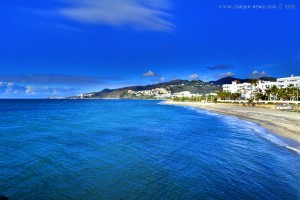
[[25, 85, 77, 95], [142, 70, 156, 77], [226, 72, 234, 77], [215, 72, 234, 78], [250, 70, 268, 79], [189, 74, 199, 80], [26, 85, 41, 94], [0, 82, 80, 98], [5, 82, 15, 94], [58, 0, 174, 32], [159, 76, 166, 82], [0, 82, 25, 95]]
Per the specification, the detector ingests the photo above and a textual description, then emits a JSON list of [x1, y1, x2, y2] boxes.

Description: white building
[[172, 91, 192, 98], [257, 80, 277, 91], [277, 75, 300, 88], [172, 91, 204, 98], [222, 75, 300, 99], [223, 81, 252, 99], [128, 88, 172, 99]]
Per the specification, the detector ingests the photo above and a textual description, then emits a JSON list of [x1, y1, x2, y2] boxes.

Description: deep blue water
[[0, 99, 300, 199]]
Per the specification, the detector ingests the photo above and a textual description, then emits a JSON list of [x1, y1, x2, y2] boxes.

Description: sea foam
[[185, 105, 300, 155]]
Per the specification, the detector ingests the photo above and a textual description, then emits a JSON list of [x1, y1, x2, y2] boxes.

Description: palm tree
[[270, 85, 278, 101], [255, 89, 265, 100], [249, 79, 259, 101], [278, 88, 286, 100], [287, 85, 294, 101], [265, 86, 271, 101]]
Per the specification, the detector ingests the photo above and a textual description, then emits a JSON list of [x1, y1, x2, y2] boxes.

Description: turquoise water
[[0, 99, 300, 199]]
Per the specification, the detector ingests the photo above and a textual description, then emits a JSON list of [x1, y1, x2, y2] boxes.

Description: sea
[[0, 99, 300, 199]]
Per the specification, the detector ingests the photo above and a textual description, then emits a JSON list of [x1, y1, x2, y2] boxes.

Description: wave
[[161, 102, 300, 155], [225, 115, 300, 155], [240, 120, 300, 154], [185, 105, 300, 155], [184, 106, 222, 117]]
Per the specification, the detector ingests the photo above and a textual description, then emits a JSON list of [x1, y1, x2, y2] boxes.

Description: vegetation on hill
[[69, 79, 222, 99]]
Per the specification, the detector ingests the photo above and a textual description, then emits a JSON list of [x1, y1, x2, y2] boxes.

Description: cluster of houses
[[127, 89, 212, 99], [222, 75, 300, 99], [127, 88, 171, 99], [73, 75, 300, 100]]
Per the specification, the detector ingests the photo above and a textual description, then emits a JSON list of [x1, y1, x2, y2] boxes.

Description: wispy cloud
[[142, 70, 157, 77], [0, 74, 125, 85], [0, 82, 25, 95], [189, 74, 199, 80], [159, 76, 166, 82], [214, 72, 235, 78], [0, 81, 80, 97], [142, 70, 167, 83], [250, 70, 268, 79], [150, 76, 166, 83], [25, 85, 78, 95], [207, 64, 234, 71], [57, 0, 174, 32]]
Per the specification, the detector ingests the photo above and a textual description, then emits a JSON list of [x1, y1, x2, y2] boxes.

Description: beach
[[163, 101, 300, 143]]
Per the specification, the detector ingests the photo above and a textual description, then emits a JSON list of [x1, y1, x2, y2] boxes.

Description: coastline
[[162, 101, 300, 143]]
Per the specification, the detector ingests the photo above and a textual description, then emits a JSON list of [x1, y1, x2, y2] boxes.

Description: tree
[[249, 79, 259, 100], [265, 86, 272, 101], [270, 85, 279, 101], [256, 92, 267, 100], [286, 85, 296, 101], [231, 93, 241, 100], [278, 88, 288, 100]]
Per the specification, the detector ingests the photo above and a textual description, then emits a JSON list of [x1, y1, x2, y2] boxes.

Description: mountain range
[[68, 77, 276, 99]]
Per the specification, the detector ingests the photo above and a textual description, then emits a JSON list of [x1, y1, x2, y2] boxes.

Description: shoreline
[[162, 101, 300, 144]]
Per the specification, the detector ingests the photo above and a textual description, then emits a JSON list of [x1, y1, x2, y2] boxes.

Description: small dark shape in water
[[0, 196, 8, 200]]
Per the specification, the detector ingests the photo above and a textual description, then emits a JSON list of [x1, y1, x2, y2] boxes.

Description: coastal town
[[222, 75, 300, 101], [74, 75, 300, 104], [164, 74, 300, 144]]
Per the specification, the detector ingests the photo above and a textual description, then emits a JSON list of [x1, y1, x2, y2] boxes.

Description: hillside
[[68, 79, 221, 99], [209, 76, 276, 86], [68, 76, 276, 99]]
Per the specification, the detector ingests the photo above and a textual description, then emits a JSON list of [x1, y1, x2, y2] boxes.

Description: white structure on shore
[[277, 75, 300, 88], [172, 91, 193, 98], [222, 75, 300, 99], [127, 88, 171, 99], [223, 81, 252, 99]]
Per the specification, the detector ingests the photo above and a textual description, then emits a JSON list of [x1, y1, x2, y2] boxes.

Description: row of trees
[[217, 85, 299, 101], [216, 92, 241, 100], [172, 96, 217, 102], [258, 85, 299, 101]]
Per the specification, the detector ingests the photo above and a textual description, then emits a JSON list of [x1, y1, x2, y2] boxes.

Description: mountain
[[209, 76, 276, 85], [209, 77, 242, 86], [68, 79, 221, 99], [68, 76, 277, 99], [259, 77, 277, 82]]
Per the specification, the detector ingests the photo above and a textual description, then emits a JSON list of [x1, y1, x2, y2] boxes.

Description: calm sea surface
[[0, 99, 300, 199]]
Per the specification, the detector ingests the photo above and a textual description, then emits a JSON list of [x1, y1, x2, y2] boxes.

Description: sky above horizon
[[0, 0, 300, 98]]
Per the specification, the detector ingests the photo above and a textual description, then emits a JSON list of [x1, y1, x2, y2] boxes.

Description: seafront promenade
[[163, 101, 300, 143]]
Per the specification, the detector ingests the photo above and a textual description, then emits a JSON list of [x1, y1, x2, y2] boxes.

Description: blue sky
[[0, 0, 299, 98]]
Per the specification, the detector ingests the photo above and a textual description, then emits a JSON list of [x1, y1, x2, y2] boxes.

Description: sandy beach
[[163, 101, 300, 143]]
